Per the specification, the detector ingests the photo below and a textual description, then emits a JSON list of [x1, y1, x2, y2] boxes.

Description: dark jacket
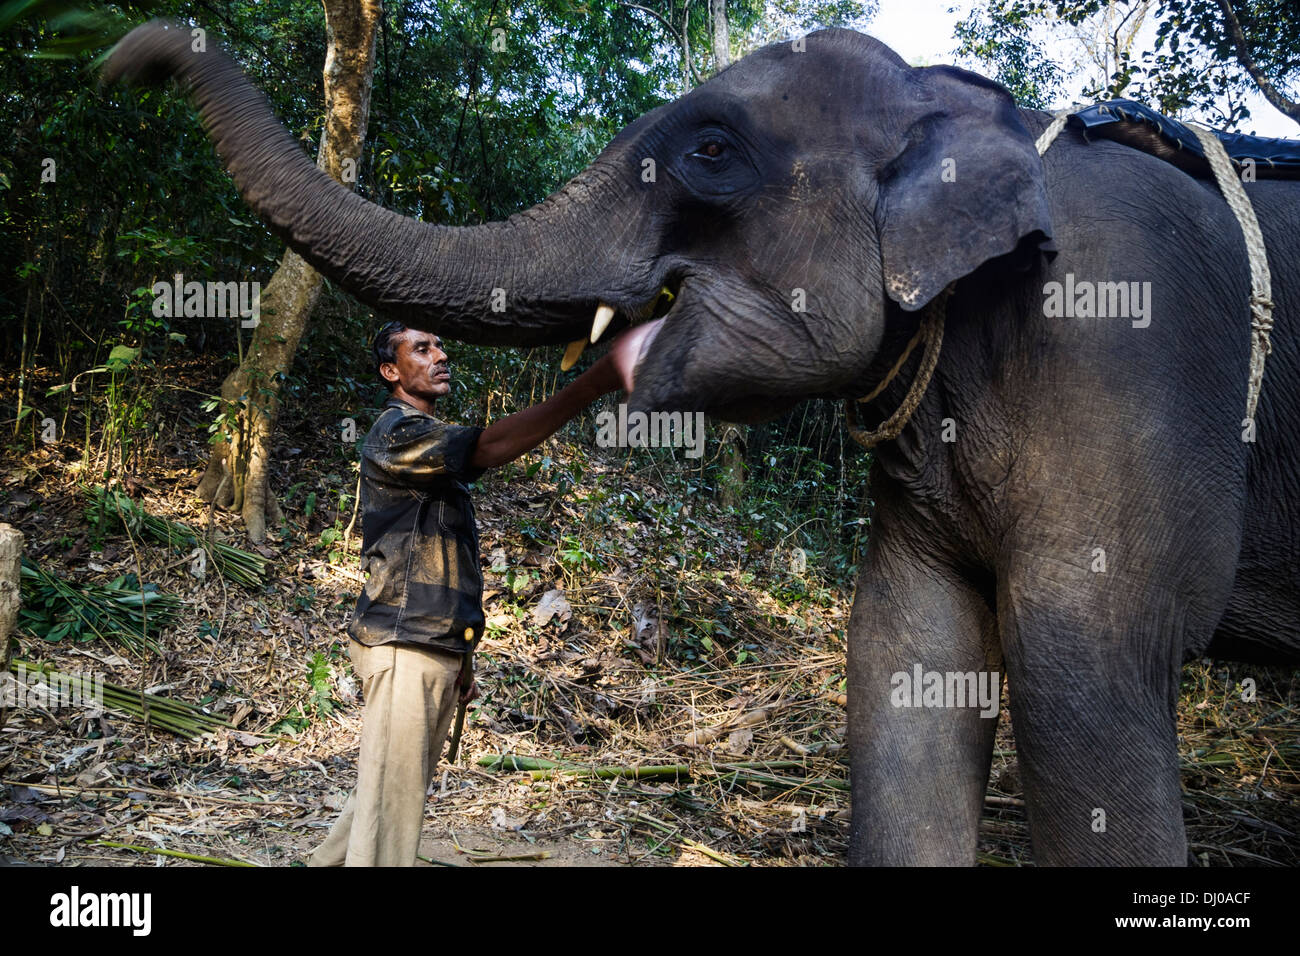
[[348, 397, 485, 653]]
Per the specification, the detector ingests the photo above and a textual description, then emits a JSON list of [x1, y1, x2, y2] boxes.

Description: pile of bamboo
[[8, 660, 232, 738], [83, 486, 269, 587]]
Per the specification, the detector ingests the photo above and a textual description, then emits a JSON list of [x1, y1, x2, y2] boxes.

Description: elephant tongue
[[610, 317, 664, 395]]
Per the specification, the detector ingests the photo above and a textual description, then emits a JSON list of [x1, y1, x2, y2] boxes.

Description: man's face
[[382, 329, 451, 402]]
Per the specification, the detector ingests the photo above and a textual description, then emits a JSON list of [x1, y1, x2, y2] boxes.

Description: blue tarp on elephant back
[[1069, 99, 1300, 174]]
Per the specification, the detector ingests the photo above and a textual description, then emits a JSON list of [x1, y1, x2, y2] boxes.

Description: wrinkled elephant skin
[[105, 22, 1300, 865]]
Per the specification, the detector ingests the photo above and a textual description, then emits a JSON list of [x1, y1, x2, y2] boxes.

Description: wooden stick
[[2, 779, 306, 809], [461, 850, 553, 863], [445, 648, 475, 764], [680, 838, 741, 867], [91, 840, 258, 866]]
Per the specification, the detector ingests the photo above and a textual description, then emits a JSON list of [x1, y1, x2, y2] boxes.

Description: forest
[[1, 0, 1297, 872]]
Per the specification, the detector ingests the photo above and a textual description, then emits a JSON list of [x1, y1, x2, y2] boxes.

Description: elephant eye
[[692, 140, 726, 160], [672, 123, 756, 198]]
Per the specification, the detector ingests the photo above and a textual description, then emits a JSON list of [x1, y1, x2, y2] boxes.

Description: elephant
[[104, 21, 1299, 865]]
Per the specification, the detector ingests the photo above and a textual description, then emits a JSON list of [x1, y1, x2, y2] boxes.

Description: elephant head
[[105, 23, 1054, 421]]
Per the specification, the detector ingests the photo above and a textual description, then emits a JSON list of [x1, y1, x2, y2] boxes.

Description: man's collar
[[384, 396, 443, 421]]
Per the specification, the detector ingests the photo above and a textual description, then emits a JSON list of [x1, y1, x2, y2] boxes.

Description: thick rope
[[846, 112, 1068, 450], [856, 319, 929, 404], [1188, 123, 1275, 421], [1034, 108, 1072, 156], [845, 287, 950, 448]]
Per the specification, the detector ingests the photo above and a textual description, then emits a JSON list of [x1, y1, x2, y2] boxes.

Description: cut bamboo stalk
[[680, 838, 740, 866], [92, 840, 258, 866], [526, 764, 691, 782], [3, 779, 304, 808], [461, 850, 553, 863], [8, 660, 231, 738]]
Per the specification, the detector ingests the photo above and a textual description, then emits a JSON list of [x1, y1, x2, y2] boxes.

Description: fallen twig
[[91, 840, 258, 866]]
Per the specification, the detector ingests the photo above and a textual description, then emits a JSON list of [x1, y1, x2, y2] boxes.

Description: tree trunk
[[196, 0, 383, 543], [705, 0, 743, 503], [710, 0, 731, 70], [0, 524, 23, 731], [1216, 0, 1300, 125], [716, 424, 745, 509]]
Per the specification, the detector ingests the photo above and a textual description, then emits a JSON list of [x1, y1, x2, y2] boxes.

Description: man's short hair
[[373, 320, 407, 391]]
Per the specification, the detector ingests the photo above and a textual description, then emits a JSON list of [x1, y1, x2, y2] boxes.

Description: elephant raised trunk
[[103, 21, 659, 348], [106, 23, 1054, 422]]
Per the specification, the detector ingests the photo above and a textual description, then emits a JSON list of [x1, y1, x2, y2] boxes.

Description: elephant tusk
[[560, 337, 587, 371], [590, 303, 615, 344]]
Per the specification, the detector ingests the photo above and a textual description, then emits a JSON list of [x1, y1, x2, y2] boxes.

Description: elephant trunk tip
[[102, 19, 197, 90]]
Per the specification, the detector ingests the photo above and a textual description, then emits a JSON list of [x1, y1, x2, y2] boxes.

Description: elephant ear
[[874, 65, 1054, 310]]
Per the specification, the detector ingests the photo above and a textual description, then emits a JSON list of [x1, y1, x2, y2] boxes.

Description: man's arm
[[469, 352, 623, 470]]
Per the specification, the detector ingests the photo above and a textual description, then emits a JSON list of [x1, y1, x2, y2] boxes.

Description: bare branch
[[1215, 0, 1300, 124], [618, 2, 679, 39], [618, 1, 703, 87]]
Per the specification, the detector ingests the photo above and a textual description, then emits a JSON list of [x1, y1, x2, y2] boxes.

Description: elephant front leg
[[998, 561, 1190, 865], [847, 535, 1001, 866]]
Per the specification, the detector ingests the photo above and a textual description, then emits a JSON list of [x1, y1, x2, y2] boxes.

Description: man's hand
[[457, 676, 478, 706], [603, 318, 663, 395]]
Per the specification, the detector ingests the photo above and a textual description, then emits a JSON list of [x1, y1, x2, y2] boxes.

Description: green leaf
[[105, 345, 140, 370]]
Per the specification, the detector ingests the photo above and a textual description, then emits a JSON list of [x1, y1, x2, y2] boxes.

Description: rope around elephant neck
[[844, 288, 949, 448], [1187, 124, 1275, 421], [845, 113, 1069, 451]]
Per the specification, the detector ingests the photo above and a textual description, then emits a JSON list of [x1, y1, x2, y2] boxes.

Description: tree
[[196, 0, 383, 543], [956, 0, 1300, 131], [1164, 0, 1300, 125], [710, 0, 731, 68], [954, 2, 1068, 108], [616, 1, 873, 88]]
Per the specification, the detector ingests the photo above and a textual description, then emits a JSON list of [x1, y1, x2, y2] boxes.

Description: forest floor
[[1, 373, 1297, 868]]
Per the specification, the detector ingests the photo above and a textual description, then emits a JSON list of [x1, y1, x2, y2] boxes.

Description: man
[[310, 320, 637, 866]]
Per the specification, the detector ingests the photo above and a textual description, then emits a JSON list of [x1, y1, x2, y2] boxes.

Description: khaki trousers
[[309, 639, 462, 867]]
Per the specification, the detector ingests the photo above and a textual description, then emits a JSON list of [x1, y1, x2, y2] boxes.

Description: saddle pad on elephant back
[[1069, 99, 1300, 178]]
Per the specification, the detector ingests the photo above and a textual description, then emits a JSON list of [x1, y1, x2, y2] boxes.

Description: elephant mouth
[[589, 272, 793, 422], [560, 273, 681, 394]]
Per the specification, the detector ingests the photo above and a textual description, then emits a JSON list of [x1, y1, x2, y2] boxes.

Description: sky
[[865, 0, 1295, 139]]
